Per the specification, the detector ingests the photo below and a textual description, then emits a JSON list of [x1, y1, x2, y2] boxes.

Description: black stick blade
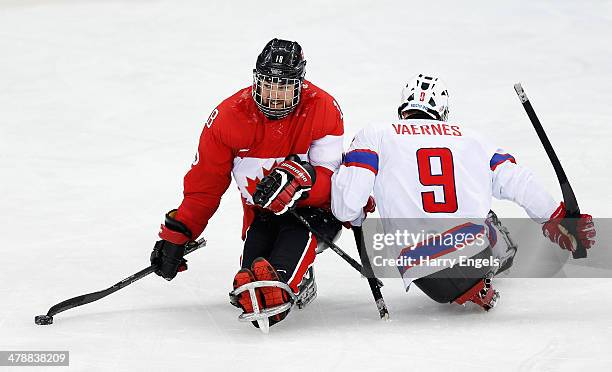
[[35, 315, 54, 325]]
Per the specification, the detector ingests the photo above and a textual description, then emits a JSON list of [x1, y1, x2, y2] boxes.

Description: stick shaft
[[45, 239, 206, 318], [290, 211, 383, 287], [352, 226, 389, 319], [514, 83, 586, 258]]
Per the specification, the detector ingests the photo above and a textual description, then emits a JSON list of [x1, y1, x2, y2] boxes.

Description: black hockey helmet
[[252, 38, 307, 119]]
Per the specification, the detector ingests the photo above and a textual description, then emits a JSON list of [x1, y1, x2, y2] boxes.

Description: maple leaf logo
[[244, 161, 280, 199]]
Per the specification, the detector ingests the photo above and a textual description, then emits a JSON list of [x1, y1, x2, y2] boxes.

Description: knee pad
[[296, 207, 342, 253], [298, 207, 342, 238]]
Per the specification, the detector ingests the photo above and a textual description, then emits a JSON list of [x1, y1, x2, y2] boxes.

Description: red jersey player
[[149, 39, 344, 331]]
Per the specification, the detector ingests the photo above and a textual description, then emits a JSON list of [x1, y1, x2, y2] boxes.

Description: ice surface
[[1, 1, 611, 371]]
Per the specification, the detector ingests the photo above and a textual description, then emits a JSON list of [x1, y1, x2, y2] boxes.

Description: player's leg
[[270, 208, 341, 291], [232, 209, 340, 327], [412, 247, 500, 310], [231, 209, 317, 327], [248, 208, 340, 325], [246, 212, 317, 326], [241, 212, 279, 269], [249, 257, 295, 325], [230, 213, 315, 327], [232, 212, 278, 313]]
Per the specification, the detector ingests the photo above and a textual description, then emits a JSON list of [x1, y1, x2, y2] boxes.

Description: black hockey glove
[[253, 155, 316, 215], [150, 209, 192, 281], [297, 207, 342, 242]]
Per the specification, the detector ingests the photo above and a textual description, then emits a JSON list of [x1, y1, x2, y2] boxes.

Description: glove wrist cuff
[[159, 225, 190, 245], [548, 202, 566, 221], [159, 209, 193, 245], [277, 160, 315, 187]]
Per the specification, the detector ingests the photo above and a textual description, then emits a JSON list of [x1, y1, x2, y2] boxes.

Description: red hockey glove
[[150, 209, 192, 281], [253, 157, 316, 215], [343, 196, 376, 229], [542, 202, 596, 252], [364, 196, 376, 214]]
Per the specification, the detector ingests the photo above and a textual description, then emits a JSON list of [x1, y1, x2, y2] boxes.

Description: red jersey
[[174, 81, 344, 239]]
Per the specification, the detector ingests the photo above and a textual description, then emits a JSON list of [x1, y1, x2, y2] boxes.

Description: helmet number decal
[[205, 108, 219, 129], [416, 147, 458, 213], [419, 92, 426, 102]]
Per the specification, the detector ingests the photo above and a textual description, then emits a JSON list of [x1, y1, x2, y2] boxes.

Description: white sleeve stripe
[[308, 134, 343, 171], [311, 134, 343, 146]]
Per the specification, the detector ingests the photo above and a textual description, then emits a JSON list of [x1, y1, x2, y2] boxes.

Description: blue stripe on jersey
[[490, 153, 516, 171], [343, 149, 379, 174], [398, 223, 486, 276]]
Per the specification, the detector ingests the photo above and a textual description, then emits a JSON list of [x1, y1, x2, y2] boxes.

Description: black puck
[[34, 315, 53, 325]]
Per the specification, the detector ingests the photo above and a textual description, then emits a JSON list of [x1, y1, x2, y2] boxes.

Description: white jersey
[[332, 119, 558, 284], [332, 119, 558, 226]]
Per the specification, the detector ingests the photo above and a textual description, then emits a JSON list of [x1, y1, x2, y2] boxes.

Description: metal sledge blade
[[257, 318, 270, 334], [231, 280, 297, 334], [248, 282, 270, 334], [230, 273, 319, 333]]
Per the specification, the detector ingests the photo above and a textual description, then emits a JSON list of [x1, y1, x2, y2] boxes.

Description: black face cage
[[252, 71, 303, 119]]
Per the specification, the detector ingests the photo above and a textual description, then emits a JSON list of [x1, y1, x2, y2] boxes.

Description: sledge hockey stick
[[514, 83, 587, 258], [35, 238, 206, 325], [289, 211, 384, 287], [352, 226, 389, 319]]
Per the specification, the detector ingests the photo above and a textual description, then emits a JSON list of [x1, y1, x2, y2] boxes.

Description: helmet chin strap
[[399, 108, 440, 121], [265, 112, 288, 120], [256, 100, 295, 119]]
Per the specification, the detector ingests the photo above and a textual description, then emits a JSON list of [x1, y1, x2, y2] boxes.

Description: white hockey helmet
[[398, 74, 449, 121]]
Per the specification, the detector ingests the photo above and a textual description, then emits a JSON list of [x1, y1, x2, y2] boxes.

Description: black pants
[[413, 246, 495, 303], [242, 208, 341, 293]]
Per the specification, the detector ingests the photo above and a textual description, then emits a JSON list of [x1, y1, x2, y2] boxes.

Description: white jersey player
[[332, 74, 596, 310]]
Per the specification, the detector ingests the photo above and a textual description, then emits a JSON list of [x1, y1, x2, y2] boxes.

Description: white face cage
[[252, 71, 303, 119]]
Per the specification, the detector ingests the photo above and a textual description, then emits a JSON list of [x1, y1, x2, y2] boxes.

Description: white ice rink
[[2, 0, 612, 370]]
